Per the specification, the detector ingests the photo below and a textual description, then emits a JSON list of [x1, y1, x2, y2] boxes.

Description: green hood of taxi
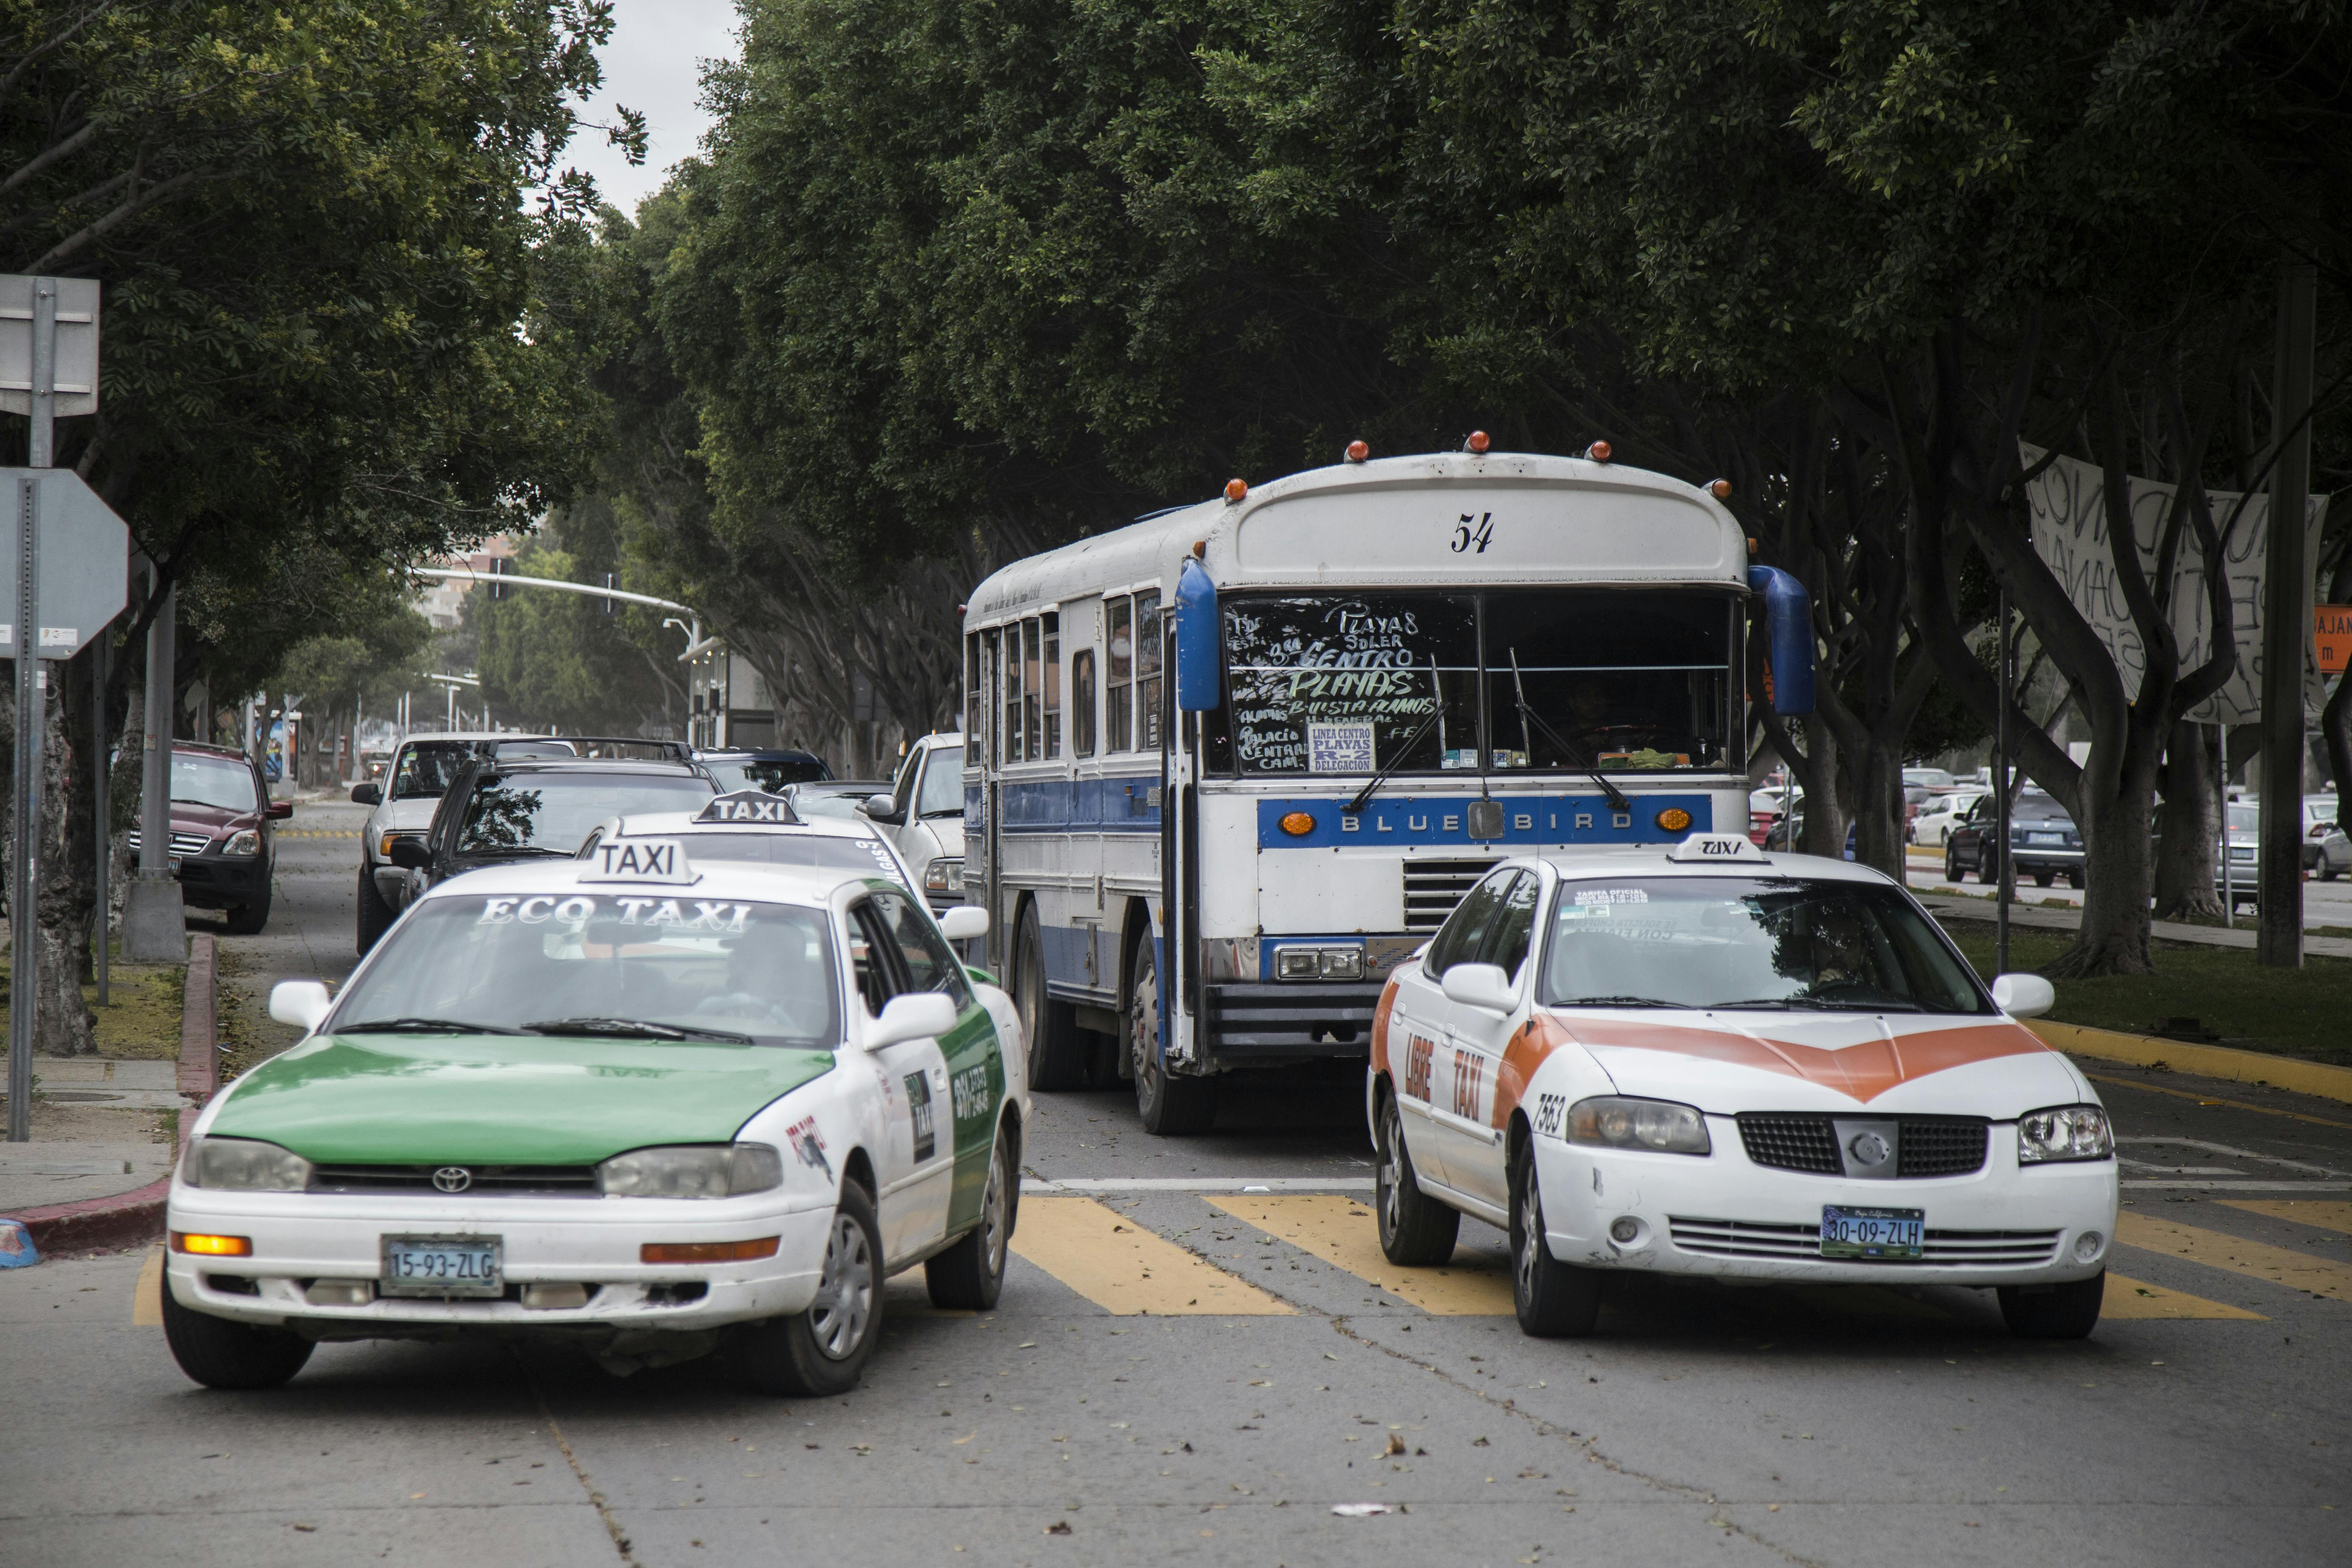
[[204, 1033, 836, 1165]]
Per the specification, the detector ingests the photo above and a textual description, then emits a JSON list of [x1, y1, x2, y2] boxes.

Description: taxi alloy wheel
[[926, 1126, 1017, 1311], [1375, 1093, 1458, 1266], [1509, 1145, 1601, 1338], [737, 1184, 884, 1396], [1128, 938, 1215, 1136]]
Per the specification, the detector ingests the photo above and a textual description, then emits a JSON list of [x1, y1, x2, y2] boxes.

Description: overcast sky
[[561, 0, 742, 216]]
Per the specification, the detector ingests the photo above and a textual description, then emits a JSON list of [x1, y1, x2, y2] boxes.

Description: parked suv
[[1945, 788, 2084, 888], [859, 734, 968, 912], [386, 754, 719, 906], [126, 743, 289, 934], [350, 733, 578, 952]]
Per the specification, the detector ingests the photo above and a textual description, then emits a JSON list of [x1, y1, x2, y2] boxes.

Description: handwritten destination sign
[[1224, 594, 1474, 776]]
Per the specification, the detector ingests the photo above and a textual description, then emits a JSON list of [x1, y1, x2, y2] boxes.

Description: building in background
[[686, 642, 778, 749]]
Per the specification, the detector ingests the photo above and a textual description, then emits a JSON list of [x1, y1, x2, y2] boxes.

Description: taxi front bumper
[[165, 1185, 837, 1338], [1532, 1121, 2118, 1287]]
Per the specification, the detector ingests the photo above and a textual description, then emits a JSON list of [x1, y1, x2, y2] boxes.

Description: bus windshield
[[1217, 589, 1733, 778]]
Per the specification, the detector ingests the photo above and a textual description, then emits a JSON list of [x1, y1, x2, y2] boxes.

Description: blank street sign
[[0, 278, 100, 416], [0, 469, 131, 658]]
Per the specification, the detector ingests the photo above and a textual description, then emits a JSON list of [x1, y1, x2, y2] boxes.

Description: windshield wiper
[[339, 1017, 526, 1035], [1507, 648, 1633, 812], [919, 806, 965, 818], [1343, 705, 1444, 816], [522, 1017, 755, 1044], [1709, 995, 1923, 1012], [1553, 995, 1681, 1008]]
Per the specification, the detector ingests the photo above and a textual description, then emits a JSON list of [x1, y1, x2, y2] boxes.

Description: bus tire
[[1128, 938, 1215, 1135], [1015, 903, 1087, 1091], [356, 864, 396, 954]]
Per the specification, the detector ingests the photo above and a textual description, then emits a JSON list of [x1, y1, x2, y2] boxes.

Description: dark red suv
[[126, 742, 291, 933]]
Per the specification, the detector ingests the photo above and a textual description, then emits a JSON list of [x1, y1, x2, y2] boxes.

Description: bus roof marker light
[[1345, 440, 1369, 463], [1465, 430, 1491, 454], [1709, 479, 1732, 501], [1224, 478, 1248, 504], [1191, 540, 1206, 559], [1585, 440, 1613, 462], [1279, 811, 1316, 836]]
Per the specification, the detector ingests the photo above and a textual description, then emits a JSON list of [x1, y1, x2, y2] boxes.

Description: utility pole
[[1995, 582, 2012, 976], [93, 636, 108, 1005], [6, 281, 52, 1140], [2258, 258, 2316, 968]]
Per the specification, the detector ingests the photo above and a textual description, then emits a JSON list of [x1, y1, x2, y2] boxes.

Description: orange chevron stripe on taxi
[[1369, 977, 1399, 1080], [1492, 1012, 1575, 1129], [1546, 1016, 2050, 1106]]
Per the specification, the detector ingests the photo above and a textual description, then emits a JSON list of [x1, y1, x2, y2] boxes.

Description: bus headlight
[[925, 858, 965, 896]]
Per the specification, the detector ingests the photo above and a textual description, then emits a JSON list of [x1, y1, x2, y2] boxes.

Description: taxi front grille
[[1403, 857, 1502, 933], [306, 1164, 601, 1197], [1666, 1216, 2060, 1266], [1735, 1114, 1989, 1178]]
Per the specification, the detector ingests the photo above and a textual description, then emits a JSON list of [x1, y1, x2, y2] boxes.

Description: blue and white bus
[[959, 446, 1814, 1133]]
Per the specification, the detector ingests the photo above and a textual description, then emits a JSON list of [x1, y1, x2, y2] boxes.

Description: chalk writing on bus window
[[1224, 594, 1475, 776]]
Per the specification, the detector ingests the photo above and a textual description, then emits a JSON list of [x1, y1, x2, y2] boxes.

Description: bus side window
[[1004, 623, 1025, 763], [1043, 612, 1061, 759], [1136, 591, 1163, 750], [1022, 618, 1043, 760], [1072, 648, 1097, 756], [1108, 597, 1134, 752], [981, 629, 1002, 765], [965, 631, 981, 743]]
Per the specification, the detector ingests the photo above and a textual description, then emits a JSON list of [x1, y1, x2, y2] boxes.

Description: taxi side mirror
[[387, 837, 432, 870], [269, 980, 334, 1032], [936, 906, 988, 943], [1440, 962, 1516, 1014], [867, 991, 958, 1049], [1991, 973, 2054, 1019], [348, 782, 381, 806]]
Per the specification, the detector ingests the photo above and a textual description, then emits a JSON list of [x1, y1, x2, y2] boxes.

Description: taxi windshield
[[1538, 878, 1988, 1015], [459, 772, 717, 856], [334, 895, 840, 1047]]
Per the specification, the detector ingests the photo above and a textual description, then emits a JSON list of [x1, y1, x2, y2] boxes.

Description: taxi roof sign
[[695, 790, 800, 826], [1665, 833, 1767, 864], [581, 837, 697, 884]]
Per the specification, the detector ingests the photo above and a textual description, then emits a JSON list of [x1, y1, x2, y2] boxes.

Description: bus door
[[975, 628, 1006, 973], [1160, 621, 1197, 1069]]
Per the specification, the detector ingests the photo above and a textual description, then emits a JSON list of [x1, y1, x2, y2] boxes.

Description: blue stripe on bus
[[966, 775, 1163, 834], [1255, 793, 1712, 849]]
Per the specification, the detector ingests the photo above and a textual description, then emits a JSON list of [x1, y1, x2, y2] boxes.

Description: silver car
[[349, 733, 569, 952], [858, 734, 968, 913]]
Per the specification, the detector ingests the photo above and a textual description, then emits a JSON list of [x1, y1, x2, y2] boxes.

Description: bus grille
[[1403, 857, 1503, 933]]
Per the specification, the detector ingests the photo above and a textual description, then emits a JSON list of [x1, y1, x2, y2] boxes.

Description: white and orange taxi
[[1367, 835, 2118, 1341]]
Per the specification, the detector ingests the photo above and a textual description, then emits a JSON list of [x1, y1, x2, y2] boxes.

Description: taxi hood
[[1554, 1010, 2083, 1118], [202, 1034, 836, 1166]]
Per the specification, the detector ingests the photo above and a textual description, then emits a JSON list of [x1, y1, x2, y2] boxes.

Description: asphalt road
[[3, 801, 2346, 1567]]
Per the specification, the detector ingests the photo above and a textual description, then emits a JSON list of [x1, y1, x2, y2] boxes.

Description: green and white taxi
[[162, 843, 1026, 1396]]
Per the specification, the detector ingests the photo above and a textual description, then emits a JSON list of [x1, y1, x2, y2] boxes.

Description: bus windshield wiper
[[522, 1017, 755, 1044], [1508, 649, 1632, 812], [1343, 704, 1444, 816], [339, 1017, 526, 1035]]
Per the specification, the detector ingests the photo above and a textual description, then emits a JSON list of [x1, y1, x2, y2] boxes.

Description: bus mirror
[[1175, 556, 1220, 712], [1747, 565, 1815, 717]]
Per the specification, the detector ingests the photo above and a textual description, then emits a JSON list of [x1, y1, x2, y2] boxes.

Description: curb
[[8, 934, 216, 1254], [2028, 1019, 2352, 1107]]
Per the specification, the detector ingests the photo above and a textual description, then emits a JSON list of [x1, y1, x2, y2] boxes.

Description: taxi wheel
[[1510, 1145, 1601, 1338], [1997, 1271, 2104, 1340], [737, 1185, 883, 1396], [160, 1286, 314, 1390], [1375, 1092, 1458, 1266], [926, 1126, 1016, 1311], [1017, 903, 1086, 1092], [356, 865, 396, 953], [1129, 940, 1216, 1136]]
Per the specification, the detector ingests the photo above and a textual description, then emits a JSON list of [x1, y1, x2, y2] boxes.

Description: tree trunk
[[2153, 719, 2223, 919], [2326, 672, 2352, 800], [2045, 741, 2165, 977], [1850, 734, 1909, 879]]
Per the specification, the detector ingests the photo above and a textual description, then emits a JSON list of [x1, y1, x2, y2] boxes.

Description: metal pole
[[2258, 257, 2315, 968], [1996, 582, 2012, 976], [93, 635, 107, 1005], [139, 585, 173, 878], [8, 279, 55, 1139]]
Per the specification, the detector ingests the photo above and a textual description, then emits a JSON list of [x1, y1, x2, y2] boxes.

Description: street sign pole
[[8, 281, 54, 1141], [93, 634, 108, 1005]]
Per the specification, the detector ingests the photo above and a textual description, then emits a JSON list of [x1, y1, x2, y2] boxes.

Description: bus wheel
[[1016, 903, 1087, 1091], [1128, 939, 1215, 1136]]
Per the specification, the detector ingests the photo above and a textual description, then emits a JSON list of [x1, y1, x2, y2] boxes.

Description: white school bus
[[959, 446, 1814, 1133]]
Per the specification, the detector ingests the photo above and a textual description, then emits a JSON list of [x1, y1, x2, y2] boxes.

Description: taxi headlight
[[925, 857, 965, 896], [183, 1136, 312, 1191], [1567, 1096, 1711, 1155], [2016, 1104, 2113, 1164], [223, 829, 262, 857], [599, 1143, 783, 1198]]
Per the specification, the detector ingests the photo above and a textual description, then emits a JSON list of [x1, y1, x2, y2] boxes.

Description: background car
[[389, 755, 720, 905], [698, 748, 833, 792], [351, 733, 560, 952], [1945, 788, 2083, 888], [1911, 789, 1988, 848], [858, 734, 968, 912], [127, 743, 290, 934], [1902, 766, 1956, 790], [578, 802, 923, 893], [787, 779, 894, 822], [2305, 794, 2349, 881]]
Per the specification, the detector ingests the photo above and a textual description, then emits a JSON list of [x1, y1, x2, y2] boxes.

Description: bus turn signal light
[[1279, 812, 1316, 836], [172, 1232, 251, 1257], [1586, 439, 1612, 462], [641, 1237, 780, 1265], [1655, 807, 1693, 832], [1466, 430, 1491, 453], [1345, 439, 1369, 463], [1224, 478, 1248, 503], [1709, 478, 1732, 501]]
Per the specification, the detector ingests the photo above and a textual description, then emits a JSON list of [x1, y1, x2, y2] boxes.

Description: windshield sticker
[[475, 896, 751, 932], [1307, 722, 1375, 773], [582, 837, 696, 884], [904, 1074, 936, 1161], [1574, 888, 1649, 905]]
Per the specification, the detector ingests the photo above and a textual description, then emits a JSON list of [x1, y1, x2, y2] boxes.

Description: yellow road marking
[[2220, 1200, 2352, 1237], [2116, 1213, 2351, 1302], [1205, 1194, 1515, 1315], [132, 1246, 163, 1326], [2100, 1271, 2265, 1320], [1008, 1196, 1291, 1316], [2082, 1072, 2352, 1133]]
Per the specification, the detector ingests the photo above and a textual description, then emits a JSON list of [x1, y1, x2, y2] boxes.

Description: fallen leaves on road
[[1044, 1520, 1072, 1535]]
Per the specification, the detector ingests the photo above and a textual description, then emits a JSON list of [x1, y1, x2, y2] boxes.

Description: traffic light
[[489, 556, 509, 602]]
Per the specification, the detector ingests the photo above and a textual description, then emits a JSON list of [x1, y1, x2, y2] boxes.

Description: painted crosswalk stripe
[[2116, 1213, 2351, 1302], [2099, 1272, 2265, 1320], [2218, 1199, 2352, 1237], [1008, 1195, 1292, 1316], [1205, 1194, 1515, 1315]]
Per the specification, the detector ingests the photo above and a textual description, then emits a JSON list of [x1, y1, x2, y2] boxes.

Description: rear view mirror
[[1991, 973, 2054, 1019], [387, 837, 432, 870], [867, 991, 959, 1049], [348, 783, 380, 806], [1440, 962, 1516, 1013], [861, 793, 903, 824], [266, 799, 294, 819], [1175, 556, 1220, 712], [1747, 565, 1816, 716], [269, 980, 334, 1032], [936, 906, 988, 943]]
